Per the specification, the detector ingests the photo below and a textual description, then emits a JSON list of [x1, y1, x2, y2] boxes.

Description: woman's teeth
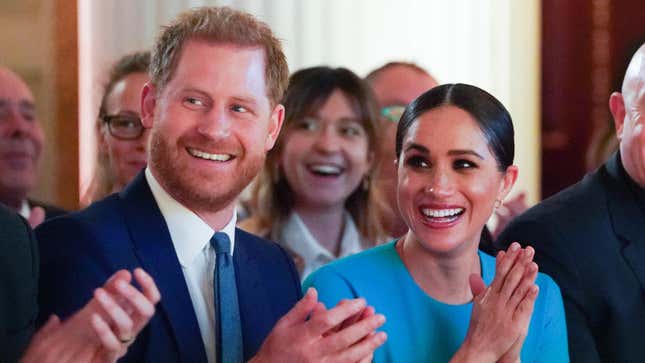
[[309, 164, 342, 176], [421, 208, 464, 218]]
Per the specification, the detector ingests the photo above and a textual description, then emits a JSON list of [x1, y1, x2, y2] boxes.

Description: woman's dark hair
[[396, 83, 515, 171], [247, 66, 385, 243]]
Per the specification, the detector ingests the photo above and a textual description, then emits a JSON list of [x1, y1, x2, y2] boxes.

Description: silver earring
[[425, 186, 435, 193]]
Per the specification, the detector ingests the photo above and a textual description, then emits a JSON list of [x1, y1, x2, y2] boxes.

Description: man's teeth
[[188, 148, 232, 161], [310, 164, 341, 175], [421, 208, 464, 218]]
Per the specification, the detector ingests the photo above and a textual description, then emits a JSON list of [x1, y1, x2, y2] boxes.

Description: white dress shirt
[[278, 211, 364, 280], [146, 168, 236, 363], [18, 199, 30, 219]]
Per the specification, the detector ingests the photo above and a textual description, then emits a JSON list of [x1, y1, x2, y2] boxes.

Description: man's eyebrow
[[231, 96, 258, 106]]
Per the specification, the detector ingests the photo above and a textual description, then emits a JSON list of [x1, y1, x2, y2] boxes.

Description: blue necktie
[[211, 232, 243, 363]]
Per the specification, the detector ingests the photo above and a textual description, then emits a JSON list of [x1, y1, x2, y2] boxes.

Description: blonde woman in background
[[241, 66, 387, 279], [83, 51, 151, 206]]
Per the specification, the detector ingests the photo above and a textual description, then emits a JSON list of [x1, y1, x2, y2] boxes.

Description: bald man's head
[[366, 62, 438, 109], [609, 43, 645, 187], [0, 65, 44, 209], [365, 62, 438, 237]]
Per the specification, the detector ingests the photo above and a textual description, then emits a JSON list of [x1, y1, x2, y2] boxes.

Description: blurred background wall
[[2, 0, 644, 210], [77, 0, 540, 207]]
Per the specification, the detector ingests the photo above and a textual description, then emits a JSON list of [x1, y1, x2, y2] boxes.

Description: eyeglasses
[[381, 105, 406, 123], [101, 114, 145, 140]]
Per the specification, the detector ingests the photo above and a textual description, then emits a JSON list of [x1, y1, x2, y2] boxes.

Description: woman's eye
[[454, 159, 476, 169], [296, 118, 319, 131], [340, 125, 364, 137], [405, 155, 430, 169]]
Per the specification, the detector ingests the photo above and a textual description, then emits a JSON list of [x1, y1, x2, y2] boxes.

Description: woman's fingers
[[513, 285, 539, 323], [506, 262, 538, 311], [491, 242, 521, 293], [499, 248, 534, 300]]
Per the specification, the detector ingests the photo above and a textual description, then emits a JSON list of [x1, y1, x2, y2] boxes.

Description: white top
[[146, 168, 236, 363], [279, 211, 364, 280]]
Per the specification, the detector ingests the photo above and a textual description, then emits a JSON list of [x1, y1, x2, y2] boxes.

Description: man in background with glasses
[[365, 62, 438, 238], [0, 65, 66, 227]]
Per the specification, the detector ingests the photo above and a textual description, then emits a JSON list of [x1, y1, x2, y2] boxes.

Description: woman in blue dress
[[304, 83, 569, 362]]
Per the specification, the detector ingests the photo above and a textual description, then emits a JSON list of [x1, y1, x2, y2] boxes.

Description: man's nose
[[1, 107, 31, 137], [197, 107, 231, 139]]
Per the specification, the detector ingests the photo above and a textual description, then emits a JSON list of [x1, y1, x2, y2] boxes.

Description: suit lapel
[[604, 154, 645, 292], [119, 172, 208, 363], [233, 228, 274, 360]]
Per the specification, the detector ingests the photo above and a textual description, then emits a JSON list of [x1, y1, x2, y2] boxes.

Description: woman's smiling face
[[279, 89, 371, 211], [397, 105, 516, 255]]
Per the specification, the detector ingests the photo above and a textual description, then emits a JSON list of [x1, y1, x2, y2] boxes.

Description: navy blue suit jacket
[[36, 173, 302, 362], [495, 153, 645, 363]]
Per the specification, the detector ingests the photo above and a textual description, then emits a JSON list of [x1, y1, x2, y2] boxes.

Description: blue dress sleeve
[[302, 265, 359, 310]]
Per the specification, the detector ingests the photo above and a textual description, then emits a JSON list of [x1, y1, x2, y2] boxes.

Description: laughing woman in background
[[241, 66, 387, 279]]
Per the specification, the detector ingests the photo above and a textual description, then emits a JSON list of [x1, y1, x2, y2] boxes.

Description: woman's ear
[[497, 165, 519, 201]]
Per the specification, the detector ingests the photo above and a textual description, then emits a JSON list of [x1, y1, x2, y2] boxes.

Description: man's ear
[[609, 92, 626, 141], [141, 82, 157, 129], [265, 103, 285, 151]]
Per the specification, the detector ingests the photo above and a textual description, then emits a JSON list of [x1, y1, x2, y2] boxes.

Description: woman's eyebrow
[[448, 149, 485, 160], [404, 143, 429, 154]]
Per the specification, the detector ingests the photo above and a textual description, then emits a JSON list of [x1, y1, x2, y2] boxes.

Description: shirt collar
[[280, 211, 363, 266], [18, 199, 30, 219], [145, 168, 237, 267]]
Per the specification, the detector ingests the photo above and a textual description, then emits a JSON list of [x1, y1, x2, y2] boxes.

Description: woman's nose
[[424, 168, 454, 197], [313, 126, 341, 153]]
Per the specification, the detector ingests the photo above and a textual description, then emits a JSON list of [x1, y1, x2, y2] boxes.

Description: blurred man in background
[[0, 66, 65, 227]]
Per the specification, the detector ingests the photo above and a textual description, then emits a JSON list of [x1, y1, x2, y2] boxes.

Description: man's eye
[[184, 97, 204, 107], [405, 156, 429, 169], [21, 111, 36, 122], [231, 105, 248, 113]]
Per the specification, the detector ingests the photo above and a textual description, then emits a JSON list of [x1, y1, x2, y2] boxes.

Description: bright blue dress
[[303, 241, 569, 363]]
